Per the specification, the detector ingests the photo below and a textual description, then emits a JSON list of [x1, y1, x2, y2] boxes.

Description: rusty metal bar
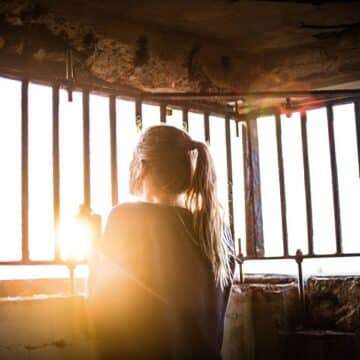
[[300, 111, 314, 255], [225, 116, 235, 238], [83, 91, 90, 208], [326, 105, 342, 254], [244, 117, 264, 257], [240, 123, 247, 257], [160, 103, 167, 124], [239, 252, 360, 261], [52, 86, 60, 260], [275, 114, 289, 256], [237, 252, 245, 284], [295, 249, 306, 325], [145, 89, 360, 101], [204, 113, 210, 143], [355, 100, 360, 177], [109, 95, 118, 206], [182, 109, 189, 132], [136, 99, 142, 131], [21, 80, 29, 262], [1, 251, 360, 266]]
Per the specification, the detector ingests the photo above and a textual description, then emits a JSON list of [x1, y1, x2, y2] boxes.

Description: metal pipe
[[109, 96, 118, 206], [225, 116, 235, 238], [136, 100, 142, 131], [275, 114, 289, 256], [182, 109, 189, 132], [145, 89, 360, 101], [67, 260, 76, 296], [237, 252, 360, 261], [204, 113, 210, 143], [326, 105, 343, 254], [237, 250, 245, 285], [21, 80, 29, 262], [52, 86, 61, 261], [0, 251, 360, 266], [354, 101, 360, 177], [83, 91, 91, 208], [160, 103, 167, 124], [295, 249, 306, 326], [300, 111, 314, 255]]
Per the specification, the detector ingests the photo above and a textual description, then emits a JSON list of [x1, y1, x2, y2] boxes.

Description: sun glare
[[58, 219, 92, 261]]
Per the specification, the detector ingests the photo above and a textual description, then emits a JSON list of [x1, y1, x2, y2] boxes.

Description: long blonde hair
[[129, 125, 233, 288]]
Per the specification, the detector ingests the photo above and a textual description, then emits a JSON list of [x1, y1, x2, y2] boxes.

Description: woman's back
[[89, 202, 233, 360]]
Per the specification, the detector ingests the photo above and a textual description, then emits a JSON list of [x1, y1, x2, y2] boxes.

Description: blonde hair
[[129, 125, 232, 288]]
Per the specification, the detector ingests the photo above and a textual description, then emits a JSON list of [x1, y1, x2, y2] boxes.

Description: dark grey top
[[89, 202, 235, 360]]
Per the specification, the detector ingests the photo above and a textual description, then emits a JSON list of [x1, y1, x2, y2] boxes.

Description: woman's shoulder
[[108, 202, 193, 226], [109, 201, 150, 219]]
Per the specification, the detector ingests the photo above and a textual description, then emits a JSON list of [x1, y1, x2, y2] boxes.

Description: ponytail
[[185, 141, 233, 289]]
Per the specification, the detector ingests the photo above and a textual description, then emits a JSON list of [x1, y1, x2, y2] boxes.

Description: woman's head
[[129, 125, 193, 202], [130, 125, 232, 288]]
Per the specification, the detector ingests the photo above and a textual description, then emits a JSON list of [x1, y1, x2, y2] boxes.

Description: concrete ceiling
[[1, 0, 360, 113]]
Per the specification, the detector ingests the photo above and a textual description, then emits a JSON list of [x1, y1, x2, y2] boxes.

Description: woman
[[89, 125, 235, 360]]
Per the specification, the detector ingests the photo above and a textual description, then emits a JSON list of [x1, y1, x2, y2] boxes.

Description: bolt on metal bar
[[160, 103, 167, 124], [182, 109, 189, 132], [204, 113, 210, 144], [136, 99, 142, 131], [326, 105, 343, 254], [275, 114, 289, 256], [300, 111, 314, 255], [237, 251, 245, 284], [83, 91, 91, 208], [52, 86, 61, 260], [354, 101, 360, 177], [225, 116, 235, 238], [21, 80, 29, 262], [109, 96, 118, 206]]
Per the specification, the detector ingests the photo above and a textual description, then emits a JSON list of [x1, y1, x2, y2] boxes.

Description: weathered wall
[[0, 277, 359, 360], [306, 276, 360, 331], [1, 0, 360, 99], [0, 296, 94, 360]]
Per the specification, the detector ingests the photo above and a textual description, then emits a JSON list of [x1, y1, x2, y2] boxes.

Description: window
[[28, 83, 54, 260], [0, 75, 359, 279], [257, 115, 283, 256], [0, 78, 21, 261]]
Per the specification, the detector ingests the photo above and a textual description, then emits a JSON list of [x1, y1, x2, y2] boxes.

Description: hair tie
[[187, 140, 201, 151]]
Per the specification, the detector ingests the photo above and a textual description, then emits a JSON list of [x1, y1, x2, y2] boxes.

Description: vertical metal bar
[[275, 114, 289, 256], [300, 111, 314, 255], [225, 116, 235, 238], [21, 80, 29, 262], [136, 99, 142, 131], [295, 249, 305, 326], [204, 113, 210, 144], [160, 103, 167, 124], [109, 96, 118, 206], [182, 109, 189, 132], [52, 86, 60, 260], [244, 117, 264, 257], [326, 105, 342, 254], [354, 101, 360, 177], [238, 252, 245, 284], [83, 91, 90, 208], [241, 124, 247, 256]]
